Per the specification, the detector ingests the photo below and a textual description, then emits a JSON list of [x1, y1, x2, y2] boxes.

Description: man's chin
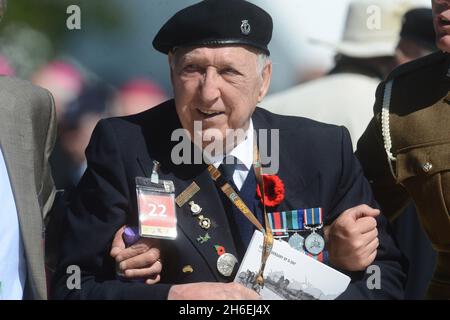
[[436, 34, 450, 52]]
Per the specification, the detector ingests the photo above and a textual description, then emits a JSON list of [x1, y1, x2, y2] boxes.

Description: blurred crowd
[[0, 54, 167, 191]]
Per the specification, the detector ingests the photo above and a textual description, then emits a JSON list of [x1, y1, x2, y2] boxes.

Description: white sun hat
[[312, 0, 419, 58]]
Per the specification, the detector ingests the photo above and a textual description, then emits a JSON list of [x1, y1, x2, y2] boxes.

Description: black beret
[[153, 0, 273, 55], [400, 8, 437, 52]]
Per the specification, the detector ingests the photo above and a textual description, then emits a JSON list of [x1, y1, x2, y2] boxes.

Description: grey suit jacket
[[0, 77, 56, 300]]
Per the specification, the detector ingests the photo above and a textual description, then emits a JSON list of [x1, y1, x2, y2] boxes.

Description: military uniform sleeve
[[51, 119, 172, 299], [328, 127, 407, 299], [356, 81, 411, 221]]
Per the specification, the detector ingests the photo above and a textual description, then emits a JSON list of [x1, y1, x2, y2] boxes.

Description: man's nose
[[199, 67, 220, 103]]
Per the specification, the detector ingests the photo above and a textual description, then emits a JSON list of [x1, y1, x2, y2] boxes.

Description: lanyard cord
[[207, 137, 273, 286]]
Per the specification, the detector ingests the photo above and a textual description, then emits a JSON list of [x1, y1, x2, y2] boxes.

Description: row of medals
[[188, 200, 326, 279], [285, 225, 325, 256], [188, 201, 238, 278]]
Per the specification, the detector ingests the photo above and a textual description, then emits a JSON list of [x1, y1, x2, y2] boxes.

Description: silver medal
[[217, 253, 238, 277], [304, 232, 325, 255], [288, 233, 304, 252]]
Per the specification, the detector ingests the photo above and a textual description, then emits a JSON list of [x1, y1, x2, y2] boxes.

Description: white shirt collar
[[212, 119, 254, 170]]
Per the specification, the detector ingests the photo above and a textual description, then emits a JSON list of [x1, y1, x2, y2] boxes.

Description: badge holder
[[136, 161, 177, 240]]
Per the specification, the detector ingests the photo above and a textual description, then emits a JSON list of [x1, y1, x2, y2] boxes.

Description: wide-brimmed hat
[[312, 0, 417, 58]]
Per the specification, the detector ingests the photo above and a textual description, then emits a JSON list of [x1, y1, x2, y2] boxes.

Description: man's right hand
[[167, 282, 261, 300], [325, 204, 380, 271], [110, 226, 162, 284]]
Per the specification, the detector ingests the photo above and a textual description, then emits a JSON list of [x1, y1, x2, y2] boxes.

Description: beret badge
[[241, 20, 251, 35]]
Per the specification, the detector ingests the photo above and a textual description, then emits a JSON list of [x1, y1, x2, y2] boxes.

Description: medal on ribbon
[[303, 208, 325, 255]]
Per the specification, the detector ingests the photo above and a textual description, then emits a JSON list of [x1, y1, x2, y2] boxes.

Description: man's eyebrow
[[178, 52, 203, 64], [177, 53, 248, 70]]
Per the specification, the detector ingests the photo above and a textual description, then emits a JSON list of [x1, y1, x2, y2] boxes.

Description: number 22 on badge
[[136, 178, 177, 240]]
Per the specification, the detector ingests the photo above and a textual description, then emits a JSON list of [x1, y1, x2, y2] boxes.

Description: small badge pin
[[196, 232, 211, 244], [189, 201, 202, 215], [241, 19, 251, 35], [198, 215, 211, 230], [182, 265, 194, 274], [214, 245, 226, 256]]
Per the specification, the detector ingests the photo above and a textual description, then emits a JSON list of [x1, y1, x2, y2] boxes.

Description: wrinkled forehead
[[171, 45, 260, 66]]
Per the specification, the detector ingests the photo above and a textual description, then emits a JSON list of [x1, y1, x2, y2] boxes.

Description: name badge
[[136, 176, 177, 240]]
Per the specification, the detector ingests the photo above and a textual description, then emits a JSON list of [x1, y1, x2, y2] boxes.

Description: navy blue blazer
[[51, 100, 406, 299]]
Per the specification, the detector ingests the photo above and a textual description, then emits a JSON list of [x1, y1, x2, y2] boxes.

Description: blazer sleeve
[[38, 90, 57, 223], [51, 119, 172, 299], [329, 127, 407, 299]]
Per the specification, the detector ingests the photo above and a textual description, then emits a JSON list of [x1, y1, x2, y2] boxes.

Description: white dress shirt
[[211, 120, 254, 191], [0, 146, 26, 299]]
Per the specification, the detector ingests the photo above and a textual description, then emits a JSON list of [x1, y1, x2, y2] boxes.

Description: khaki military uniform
[[357, 51, 450, 299]]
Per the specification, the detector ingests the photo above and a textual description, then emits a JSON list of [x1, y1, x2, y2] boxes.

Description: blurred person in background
[[112, 78, 166, 117], [263, 0, 415, 149], [0, 53, 15, 76], [356, 0, 450, 299], [395, 8, 438, 65], [31, 60, 84, 122], [31, 60, 84, 193], [55, 83, 114, 192]]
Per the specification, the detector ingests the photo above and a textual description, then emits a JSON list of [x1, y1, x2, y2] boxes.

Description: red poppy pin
[[256, 174, 285, 208]]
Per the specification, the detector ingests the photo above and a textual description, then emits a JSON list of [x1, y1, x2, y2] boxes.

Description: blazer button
[[422, 162, 433, 173]]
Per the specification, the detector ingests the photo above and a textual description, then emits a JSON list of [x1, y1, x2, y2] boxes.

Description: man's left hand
[[325, 204, 380, 271]]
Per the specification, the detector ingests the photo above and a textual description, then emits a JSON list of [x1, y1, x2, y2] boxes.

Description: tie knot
[[219, 155, 239, 182]]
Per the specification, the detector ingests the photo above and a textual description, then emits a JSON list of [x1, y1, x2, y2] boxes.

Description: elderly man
[[52, 0, 406, 300], [356, 0, 450, 299]]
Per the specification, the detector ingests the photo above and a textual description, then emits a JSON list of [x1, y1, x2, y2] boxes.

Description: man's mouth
[[197, 108, 225, 118], [439, 16, 450, 26]]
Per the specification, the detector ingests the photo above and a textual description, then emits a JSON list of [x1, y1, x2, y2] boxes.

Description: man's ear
[[168, 51, 175, 86], [257, 61, 272, 103]]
